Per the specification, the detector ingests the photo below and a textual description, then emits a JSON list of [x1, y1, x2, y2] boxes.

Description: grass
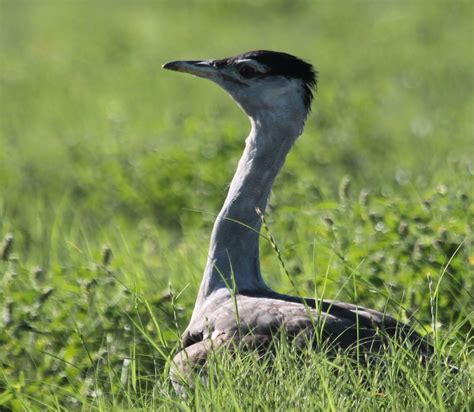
[[0, 0, 473, 410]]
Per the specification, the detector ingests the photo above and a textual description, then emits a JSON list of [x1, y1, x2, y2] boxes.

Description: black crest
[[234, 50, 318, 112]]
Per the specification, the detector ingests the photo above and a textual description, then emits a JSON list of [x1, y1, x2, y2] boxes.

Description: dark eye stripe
[[239, 65, 257, 78], [221, 73, 248, 86]]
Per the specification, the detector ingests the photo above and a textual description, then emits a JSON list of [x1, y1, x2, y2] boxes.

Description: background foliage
[[0, 0, 472, 409]]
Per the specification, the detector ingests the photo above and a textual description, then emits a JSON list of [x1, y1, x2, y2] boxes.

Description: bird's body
[[173, 290, 432, 393], [163, 51, 432, 392]]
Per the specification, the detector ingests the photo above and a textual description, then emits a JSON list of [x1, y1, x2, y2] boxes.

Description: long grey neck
[[192, 110, 305, 314]]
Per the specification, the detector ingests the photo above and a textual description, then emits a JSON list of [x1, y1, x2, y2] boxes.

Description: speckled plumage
[[170, 291, 432, 391]]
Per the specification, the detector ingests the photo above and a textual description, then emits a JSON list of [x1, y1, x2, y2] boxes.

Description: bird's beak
[[162, 60, 217, 80]]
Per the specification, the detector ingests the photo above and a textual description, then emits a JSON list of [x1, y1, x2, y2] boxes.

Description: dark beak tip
[[162, 61, 177, 71], [161, 59, 214, 77]]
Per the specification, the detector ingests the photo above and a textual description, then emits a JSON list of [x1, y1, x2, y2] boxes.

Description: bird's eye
[[239, 65, 257, 78]]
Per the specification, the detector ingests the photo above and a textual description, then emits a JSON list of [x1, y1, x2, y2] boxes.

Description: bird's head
[[163, 50, 317, 124]]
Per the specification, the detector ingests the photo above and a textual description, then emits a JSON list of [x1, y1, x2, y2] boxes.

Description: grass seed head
[[3, 300, 14, 327], [338, 175, 351, 204], [323, 216, 334, 228], [101, 245, 113, 266], [359, 189, 370, 208], [0, 233, 14, 261], [32, 266, 44, 282], [398, 221, 409, 238]]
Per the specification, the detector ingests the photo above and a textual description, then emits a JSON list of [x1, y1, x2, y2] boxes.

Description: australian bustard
[[163, 50, 432, 391]]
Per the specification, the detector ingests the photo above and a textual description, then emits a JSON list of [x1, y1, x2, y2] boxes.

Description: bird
[[162, 50, 433, 392]]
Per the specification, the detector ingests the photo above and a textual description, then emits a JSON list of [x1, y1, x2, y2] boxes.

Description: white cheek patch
[[258, 78, 301, 101]]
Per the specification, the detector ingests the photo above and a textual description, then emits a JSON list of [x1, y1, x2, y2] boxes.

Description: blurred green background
[[0, 0, 472, 408], [1, 1, 472, 242]]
